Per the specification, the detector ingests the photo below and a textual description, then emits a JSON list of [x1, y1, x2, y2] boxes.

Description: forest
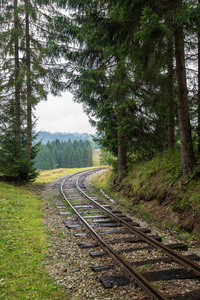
[[0, 0, 200, 181], [35, 131, 95, 145], [35, 139, 93, 170]]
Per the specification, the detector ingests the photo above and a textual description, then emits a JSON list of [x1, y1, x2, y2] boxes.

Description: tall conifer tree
[[0, 0, 62, 180], [173, 0, 196, 175]]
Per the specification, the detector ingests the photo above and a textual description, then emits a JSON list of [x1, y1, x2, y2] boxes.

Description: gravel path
[[40, 174, 200, 299]]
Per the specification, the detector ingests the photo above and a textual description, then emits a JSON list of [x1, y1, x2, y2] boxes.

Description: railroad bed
[[54, 168, 200, 299]]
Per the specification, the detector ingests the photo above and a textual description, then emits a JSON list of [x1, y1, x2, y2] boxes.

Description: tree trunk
[[167, 38, 175, 149], [26, 1, 32, 161], [114, 56, 128, 180], [14, 0, 21, 146], [197, 0, 200, 155], [174, 8, 196, 175], [117, 126, 127, 180]]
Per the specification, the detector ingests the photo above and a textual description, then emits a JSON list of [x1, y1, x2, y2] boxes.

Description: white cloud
[[34, 91, 96, 134]]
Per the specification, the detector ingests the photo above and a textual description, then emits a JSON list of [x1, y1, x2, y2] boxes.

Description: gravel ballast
[[40, 174, 200, 299]]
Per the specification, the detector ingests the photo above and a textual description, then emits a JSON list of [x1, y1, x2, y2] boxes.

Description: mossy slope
[[92, 149, 200, 242]]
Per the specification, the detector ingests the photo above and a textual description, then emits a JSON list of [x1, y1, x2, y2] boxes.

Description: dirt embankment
[[93, 169, 200, 243]]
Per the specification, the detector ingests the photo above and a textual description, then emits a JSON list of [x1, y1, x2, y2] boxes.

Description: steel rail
[[61, 175, 168, 300], [76, 175, 200, 277]]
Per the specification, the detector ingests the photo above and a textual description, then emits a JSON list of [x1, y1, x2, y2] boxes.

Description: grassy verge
[[0, 182, 66, 300], [91, 149, 200, 242], [35, 166, 104, 184]]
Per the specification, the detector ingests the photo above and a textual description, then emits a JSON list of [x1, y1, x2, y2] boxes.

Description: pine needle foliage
[[55, 0, 200, 177]]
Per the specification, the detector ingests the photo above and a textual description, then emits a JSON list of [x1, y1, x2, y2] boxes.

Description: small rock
[[62, 265, 67, 272]]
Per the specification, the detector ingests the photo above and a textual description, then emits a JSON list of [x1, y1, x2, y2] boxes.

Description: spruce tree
[[84, 145, 93, 167], [0, 0, 64, 180], [53, 0, 199, 176], [173, 0, 196, 175], [62, 147, 69, 168]]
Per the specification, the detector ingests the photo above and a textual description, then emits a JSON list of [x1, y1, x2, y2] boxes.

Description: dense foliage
[[0, 0, 62, 181], [1, 0, 200, 181], [54, 0, 200, 179], [35, 139, 93, 170], [36, 131, 98, 148]]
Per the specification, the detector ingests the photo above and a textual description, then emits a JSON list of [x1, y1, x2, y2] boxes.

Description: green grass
[[91, 149, 200, 241], [0, 182, 66, 300], [35, 166, 103, 184], [0, 166, 108, 299]]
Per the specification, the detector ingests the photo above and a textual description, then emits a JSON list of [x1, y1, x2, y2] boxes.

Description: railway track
[[58, 168, 200, 299]]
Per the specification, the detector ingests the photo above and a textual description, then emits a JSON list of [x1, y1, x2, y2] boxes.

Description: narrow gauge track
[[60, 169, 200, 299]]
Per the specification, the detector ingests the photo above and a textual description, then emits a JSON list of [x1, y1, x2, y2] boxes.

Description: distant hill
[[35, 131, 99, 149]]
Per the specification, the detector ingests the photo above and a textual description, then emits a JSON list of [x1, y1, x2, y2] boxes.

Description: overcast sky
[[34, 91, 96, 134]]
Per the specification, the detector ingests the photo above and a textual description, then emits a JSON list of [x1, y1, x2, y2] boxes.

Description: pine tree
[[166, 38, 175, 149], [84, 145, 93, 167], [74, 149, 81, 167], [56, 0, 199, 176], [173, 0, 196, 175], [38, 147, 57, 170], [0, 0, 62, 180], [0, 0, 28, 180], [62, 146, 69, 167]]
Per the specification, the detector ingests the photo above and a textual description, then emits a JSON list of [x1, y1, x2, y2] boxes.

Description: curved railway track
[[58, 168, 200, 299]]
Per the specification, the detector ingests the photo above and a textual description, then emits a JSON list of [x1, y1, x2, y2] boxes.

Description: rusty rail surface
[[76, 174, 200, 276], [60, 169, 200, 300]]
